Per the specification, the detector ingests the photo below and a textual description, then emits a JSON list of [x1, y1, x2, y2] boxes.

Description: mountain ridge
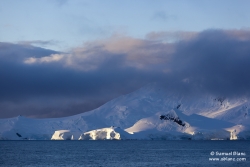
[[0, 83, 249, 140]]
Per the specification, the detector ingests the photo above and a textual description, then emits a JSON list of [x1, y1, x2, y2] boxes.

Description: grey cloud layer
[[1, 29, 250, 118], [170, 30, 250, 96]]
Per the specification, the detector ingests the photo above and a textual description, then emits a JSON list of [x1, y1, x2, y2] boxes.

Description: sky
[[1, 0, 250, 118]]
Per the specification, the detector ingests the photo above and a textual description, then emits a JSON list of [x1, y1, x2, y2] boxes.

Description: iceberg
[[51, 130, 73, 140], [79, 127, 133, 140]]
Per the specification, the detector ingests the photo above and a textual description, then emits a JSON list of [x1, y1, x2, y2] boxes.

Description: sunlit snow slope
[[0, 83, 249, 140]]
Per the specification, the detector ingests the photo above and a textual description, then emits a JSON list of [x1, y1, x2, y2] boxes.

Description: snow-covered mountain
[[0, 83, 249, 140]]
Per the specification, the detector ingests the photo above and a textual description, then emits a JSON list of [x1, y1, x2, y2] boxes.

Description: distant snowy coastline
[[1, 84, 250, 140]]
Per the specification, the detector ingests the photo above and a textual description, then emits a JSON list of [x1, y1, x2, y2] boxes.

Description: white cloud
[[24, 54, 64, 64], [23, 35, 173, 71], [24, 30, 250, 72]]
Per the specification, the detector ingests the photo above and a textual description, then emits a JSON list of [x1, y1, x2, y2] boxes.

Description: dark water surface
[[0, 140, 250, 167]]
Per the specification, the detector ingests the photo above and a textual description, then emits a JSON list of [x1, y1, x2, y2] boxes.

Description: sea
[[0, 140, 249, 167]]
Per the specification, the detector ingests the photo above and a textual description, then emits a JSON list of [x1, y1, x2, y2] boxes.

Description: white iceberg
[[51, 130, 73, 140], [79, 127, 133, 140]]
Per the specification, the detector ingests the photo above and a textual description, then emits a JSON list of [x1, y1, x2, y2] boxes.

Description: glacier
[[0, 83, 249, 140]]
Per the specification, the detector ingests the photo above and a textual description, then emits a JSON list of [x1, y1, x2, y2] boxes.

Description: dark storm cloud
[[1, 29, 250, 118], [169, 30, 250, 97], [0, 42, 59, 61], [0, 41, 167, 118]]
